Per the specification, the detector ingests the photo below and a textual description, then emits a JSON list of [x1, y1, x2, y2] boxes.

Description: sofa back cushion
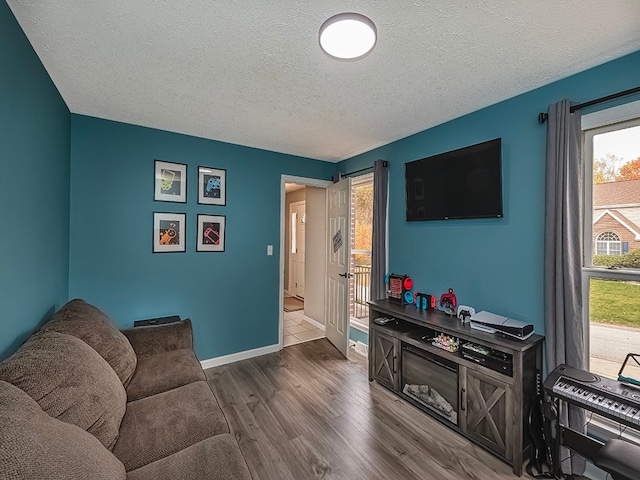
[[0, 380, 126, 480], [0, 331, 126, 450], [42, 299, 137, 387]]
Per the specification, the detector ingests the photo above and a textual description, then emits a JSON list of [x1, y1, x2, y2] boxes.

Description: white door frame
[[279, 175, 332, 349]]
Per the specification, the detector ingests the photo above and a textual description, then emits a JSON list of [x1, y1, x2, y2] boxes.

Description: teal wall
[[350, 327, 368, 346], [0, 3, 71, 359], [338, 50, 640, 337], [3, 0, 639, 360], [69, 115, 334, 360]]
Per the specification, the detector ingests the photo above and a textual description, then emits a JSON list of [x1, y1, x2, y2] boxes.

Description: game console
[[469, 311, 534, 341], [414, 292, 436, 310]]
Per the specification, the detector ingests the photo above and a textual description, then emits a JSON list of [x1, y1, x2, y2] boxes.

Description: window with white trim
[[349, 173, 373, 331], [582, 103, 640, 443], [595, 231, 621, 255], [583, 104, 640, 378]]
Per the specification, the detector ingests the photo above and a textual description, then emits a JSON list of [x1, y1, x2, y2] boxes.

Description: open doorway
[[281, 177, 331, 348], [349, 173, 374, 348]]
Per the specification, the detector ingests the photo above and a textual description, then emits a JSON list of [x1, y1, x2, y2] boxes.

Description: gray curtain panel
[[370, 160, 389, 301], [543, 99, 586, 475]]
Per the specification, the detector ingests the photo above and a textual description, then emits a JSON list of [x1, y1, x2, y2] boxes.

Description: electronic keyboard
[[544, 364, 640, 431]]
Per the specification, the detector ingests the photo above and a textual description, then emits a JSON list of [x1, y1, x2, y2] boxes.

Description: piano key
[[615, 404, 627, 418], [619, 405, 629, 418], [595, 398, 606, 411]]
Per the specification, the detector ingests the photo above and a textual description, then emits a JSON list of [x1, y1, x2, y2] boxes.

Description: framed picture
[[198, 166, 226, 205], [197, 214, 226, 252], [153, 212, 186, 253], [154, 160, 187, 203]]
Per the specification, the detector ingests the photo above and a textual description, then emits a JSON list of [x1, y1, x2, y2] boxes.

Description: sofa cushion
[[0, 380, 126, 480], [113, 381, 229, 471], [126, 434, 252, 480], [122, 319, 194, 356], [42, 299, 137, 387], [125, 348, 206, 401], [0, 331, 126, 450]]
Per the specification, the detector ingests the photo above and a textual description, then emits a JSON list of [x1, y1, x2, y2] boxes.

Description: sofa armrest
[[122, 318, 194, 356]]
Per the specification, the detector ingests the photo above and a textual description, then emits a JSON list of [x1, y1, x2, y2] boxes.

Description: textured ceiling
[[7, 1, 640, 162]]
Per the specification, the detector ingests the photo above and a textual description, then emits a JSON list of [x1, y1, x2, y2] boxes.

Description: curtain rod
[[333, 160, 388, 182], [538, 85, 640, 124]]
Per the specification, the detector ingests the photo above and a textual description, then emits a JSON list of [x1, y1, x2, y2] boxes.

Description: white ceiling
[[7, 1, 640, 162]]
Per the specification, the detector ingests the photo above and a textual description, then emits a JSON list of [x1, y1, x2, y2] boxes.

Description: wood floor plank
[[206, 338, 522, 480]]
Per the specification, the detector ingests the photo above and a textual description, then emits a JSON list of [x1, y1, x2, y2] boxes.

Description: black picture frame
[[196, 214, 226, 252], [154, 160, 187, 203]]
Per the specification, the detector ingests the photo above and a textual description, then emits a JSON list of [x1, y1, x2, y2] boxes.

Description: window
[[582, 104, 640, 443], [291, 212, 297, 254], [583, 105, 640, 380], [350, 173, 373, 328], [595, 231, 621, 255]]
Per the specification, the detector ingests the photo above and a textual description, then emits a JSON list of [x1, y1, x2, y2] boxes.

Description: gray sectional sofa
[[0, 299, 252, 480]]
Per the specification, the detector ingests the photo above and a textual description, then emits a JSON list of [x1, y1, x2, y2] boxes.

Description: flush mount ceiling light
[[319, 13, 377, 60]]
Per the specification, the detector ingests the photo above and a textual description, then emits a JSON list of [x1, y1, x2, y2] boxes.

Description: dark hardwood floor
[[205, 338, 522, 480]]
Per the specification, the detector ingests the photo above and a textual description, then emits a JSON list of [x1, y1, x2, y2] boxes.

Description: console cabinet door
[[370, 329, 400, 391], [460, 367, 513, 461]]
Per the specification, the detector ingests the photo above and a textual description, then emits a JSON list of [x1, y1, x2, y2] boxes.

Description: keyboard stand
[[543, 364, 640, 478]]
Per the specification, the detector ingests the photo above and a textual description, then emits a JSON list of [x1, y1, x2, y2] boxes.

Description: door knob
[[339, 272, 354, 278]]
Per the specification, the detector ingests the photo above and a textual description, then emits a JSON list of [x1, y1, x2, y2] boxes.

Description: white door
[[326, 178, 351, 358], [289, 201, 306, 298]]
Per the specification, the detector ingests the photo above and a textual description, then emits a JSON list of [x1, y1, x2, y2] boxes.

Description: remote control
[[373, 317, 394, 325]]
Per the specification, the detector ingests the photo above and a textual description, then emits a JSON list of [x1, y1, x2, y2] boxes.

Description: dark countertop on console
[[369, 298, 544, 353]]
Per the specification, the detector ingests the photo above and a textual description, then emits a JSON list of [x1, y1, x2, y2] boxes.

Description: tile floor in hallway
[[283, 309, 324, 347]]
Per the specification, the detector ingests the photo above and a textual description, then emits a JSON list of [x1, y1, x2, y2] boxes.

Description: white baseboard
[[349, 340, 368, 357], [200, 343, 281, 369], [302, 315, 325, 332]]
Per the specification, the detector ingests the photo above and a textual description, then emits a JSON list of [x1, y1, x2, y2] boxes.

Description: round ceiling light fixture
[[319, 13, 377, 60]]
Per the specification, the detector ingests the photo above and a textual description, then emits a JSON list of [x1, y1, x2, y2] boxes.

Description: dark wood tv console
[[368, 299, 544, 476]]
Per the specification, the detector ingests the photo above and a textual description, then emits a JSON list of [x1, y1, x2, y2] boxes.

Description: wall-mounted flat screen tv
[[405, 138, 503, 221]]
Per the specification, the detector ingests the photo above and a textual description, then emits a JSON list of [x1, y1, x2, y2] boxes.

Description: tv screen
[[405, 138, 503, 221]]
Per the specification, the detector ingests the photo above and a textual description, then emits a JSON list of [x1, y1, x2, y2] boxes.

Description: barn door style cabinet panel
[[370, 329, 401, 390], [461, 367, 514, 460], [368, 299, 543, 476]]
